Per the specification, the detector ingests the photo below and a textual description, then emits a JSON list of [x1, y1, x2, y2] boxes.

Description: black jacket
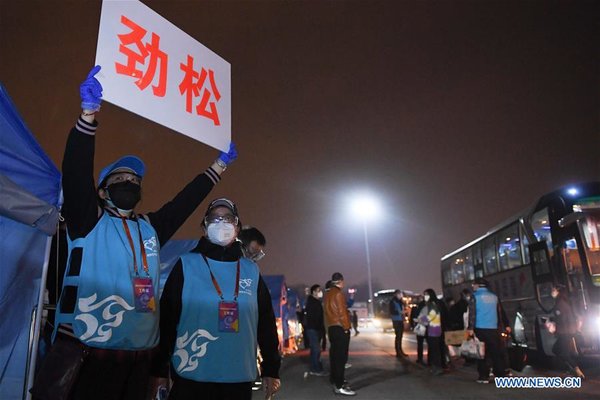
[[304, 295, 325, 332]]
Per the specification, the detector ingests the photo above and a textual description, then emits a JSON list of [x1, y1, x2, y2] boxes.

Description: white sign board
[[95, 0, 230, 151]]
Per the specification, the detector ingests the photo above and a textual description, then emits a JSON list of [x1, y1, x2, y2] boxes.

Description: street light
[[349, 194, 380, 317]]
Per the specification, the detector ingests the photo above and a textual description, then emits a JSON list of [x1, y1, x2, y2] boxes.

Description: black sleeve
[[61, 119, 100, 240], [256, 275, 281, 378], [146, 169, 220, 246], [152, 260, 184, 377], [498, 301, 509, 330], [468, 298, 476, 330]]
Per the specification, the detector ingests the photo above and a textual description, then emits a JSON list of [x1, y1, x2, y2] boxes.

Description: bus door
[[561, 237, 589, 315], [528, 241, 556, 354]]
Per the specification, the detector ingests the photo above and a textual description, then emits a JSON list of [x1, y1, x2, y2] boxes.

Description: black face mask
[[105, 181, 141, 210]]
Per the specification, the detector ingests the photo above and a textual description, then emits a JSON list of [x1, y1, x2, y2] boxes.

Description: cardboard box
[[445, 330, 466, 346]]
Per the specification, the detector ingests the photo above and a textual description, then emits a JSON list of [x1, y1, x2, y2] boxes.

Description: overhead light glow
[[567, 188, 579, 196], [349, 193, 381, 222]]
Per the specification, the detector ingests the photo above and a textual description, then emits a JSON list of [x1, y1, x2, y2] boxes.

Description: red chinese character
[[179, 55, 221, 126], [115, 15, 168, 97]]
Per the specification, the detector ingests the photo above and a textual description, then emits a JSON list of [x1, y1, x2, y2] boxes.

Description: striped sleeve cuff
[[204, 166, 221, 185], [75, 116, 98, 135]]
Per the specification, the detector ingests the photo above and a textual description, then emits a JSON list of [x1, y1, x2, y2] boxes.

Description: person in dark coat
[[550, 284, 585, 379], [305, 284, 327, 376], [389, 290, 407, 357]]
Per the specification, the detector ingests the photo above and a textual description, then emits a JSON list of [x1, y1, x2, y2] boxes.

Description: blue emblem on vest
[[173, 254, 259, 382], [55, 212, 160, 349]]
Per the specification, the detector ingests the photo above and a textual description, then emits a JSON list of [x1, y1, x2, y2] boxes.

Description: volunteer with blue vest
[[54, 65, 237, 400], [157, 198, 281, 400], [466, 278, 510, 383]]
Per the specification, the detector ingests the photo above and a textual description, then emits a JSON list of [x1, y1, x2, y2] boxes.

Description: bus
[[441, 182, 600, 357], [372, 289, 421, 332]]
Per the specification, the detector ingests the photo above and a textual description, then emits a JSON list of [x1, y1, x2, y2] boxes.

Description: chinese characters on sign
[[96, 0, 230, 151], [115, 15, 221, 126]]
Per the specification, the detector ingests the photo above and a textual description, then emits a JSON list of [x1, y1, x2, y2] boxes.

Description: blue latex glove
[[218, 142, 238, 165], [80, 65, 103, 111]]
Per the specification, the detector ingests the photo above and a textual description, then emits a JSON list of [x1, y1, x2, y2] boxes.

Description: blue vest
[[391, 299, 404, 322], [474, 287, 498, 329], [173, 254, 259, 383], [55, 212, 160, 349]]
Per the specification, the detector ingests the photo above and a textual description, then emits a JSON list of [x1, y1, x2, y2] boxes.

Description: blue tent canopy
[[0, 83, 61, 400]]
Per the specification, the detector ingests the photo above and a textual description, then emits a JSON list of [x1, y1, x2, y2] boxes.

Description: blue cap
[[98, 155, 145, 187]]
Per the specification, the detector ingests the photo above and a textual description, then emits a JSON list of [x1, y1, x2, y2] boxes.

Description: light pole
[[350, 194, 380, 317]]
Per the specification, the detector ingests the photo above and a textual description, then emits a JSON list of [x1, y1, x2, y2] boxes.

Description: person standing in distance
[[53, 66, 237, 400], [323, 272, 356, 396], [389, 289, 407, 357], [305, 284, 327, 376]]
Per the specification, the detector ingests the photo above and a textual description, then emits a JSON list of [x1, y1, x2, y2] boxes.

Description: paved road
[[253, 328, 600, 400]]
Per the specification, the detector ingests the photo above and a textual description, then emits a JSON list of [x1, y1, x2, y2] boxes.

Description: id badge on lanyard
[[121, 217, 156, 313], [132, 276, 156, 312], [203, 255, 241, 333], [218, 301, 239, 332]]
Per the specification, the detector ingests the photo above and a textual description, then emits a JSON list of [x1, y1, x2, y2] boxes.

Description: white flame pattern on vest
[[174, 329, 219, 373], [75, 293, 135, 343]]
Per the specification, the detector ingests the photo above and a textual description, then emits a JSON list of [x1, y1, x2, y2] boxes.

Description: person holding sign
[[156, 198, 281, 400], [50, 66, 237, 400]]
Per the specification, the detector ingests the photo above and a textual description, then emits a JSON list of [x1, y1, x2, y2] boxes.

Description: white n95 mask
[[207, 222, 236, 246]]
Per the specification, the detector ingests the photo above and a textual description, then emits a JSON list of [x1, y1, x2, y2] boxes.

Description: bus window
[[483, 236, 498, 275], [498, 224, 522, 270], [581, 216, 600, 286], [452, 256, 465, 284], [562, 238, 587, 310], [531, 208, 553, 258], [442, 261, 452, 287], [520, 224, 530, 264], [473, 244, 483, 278], [473, 244, 482, 264], [464, 249, 475, 281]]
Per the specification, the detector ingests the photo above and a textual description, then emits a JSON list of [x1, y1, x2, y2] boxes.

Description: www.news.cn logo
[[495, 376, 582, 389]]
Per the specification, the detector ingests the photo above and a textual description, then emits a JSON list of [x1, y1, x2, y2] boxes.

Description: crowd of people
[[407, 278, 586, 383]]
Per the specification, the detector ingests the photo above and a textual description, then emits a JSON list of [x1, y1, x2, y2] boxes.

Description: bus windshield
[[582, 215, 600, 286]]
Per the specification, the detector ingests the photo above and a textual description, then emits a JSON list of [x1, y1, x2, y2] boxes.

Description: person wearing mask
[[389, 290, 407, 358], [238, 226, 266, 263], [323, 272, 356, 396], [411, 297, 428, 366], [305, 284, 327, 376], [450, 289, 471, 331], [51, 66, 236, 400], [156, 199, 281, 399], [549, 284, 585, 379], [419, 289, 443, 375], [466, 278, 509, 383]]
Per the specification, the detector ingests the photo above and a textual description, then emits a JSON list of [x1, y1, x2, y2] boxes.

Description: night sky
[[1, 1, 598, 300]]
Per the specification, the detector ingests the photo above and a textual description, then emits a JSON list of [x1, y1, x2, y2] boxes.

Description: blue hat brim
[[98, 155, 145, 187]]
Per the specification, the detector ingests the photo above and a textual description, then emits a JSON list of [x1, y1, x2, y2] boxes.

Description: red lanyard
[[120, 217, 149, 276], [201, 255, 240, 301]]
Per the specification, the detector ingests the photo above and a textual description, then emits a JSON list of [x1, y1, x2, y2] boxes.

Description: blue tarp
[[0, 83, 61, 400], [263, 275, 286, 319]]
